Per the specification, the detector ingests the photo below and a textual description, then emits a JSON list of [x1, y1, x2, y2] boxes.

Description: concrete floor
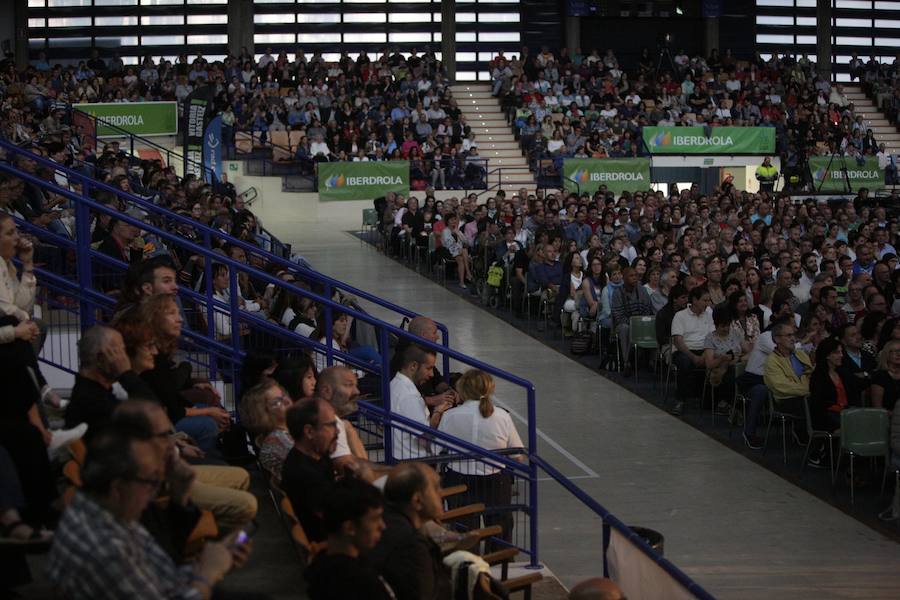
[[265, 205, 900, 600]]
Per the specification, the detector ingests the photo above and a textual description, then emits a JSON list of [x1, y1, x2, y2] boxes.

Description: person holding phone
[[703, 305, 750, 415]]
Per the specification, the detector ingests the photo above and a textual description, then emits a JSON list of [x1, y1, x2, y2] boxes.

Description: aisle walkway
[[279, 218, 900, 599]]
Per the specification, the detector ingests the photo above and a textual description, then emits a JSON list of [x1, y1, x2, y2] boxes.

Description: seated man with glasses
[[47, 426, 250, 600], [282, 398, 340, 544], [763, 321, 813, 444]]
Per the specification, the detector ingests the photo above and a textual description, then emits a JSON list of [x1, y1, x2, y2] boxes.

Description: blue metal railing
[[1, 138, 716, 597], [69, 106, 288, 257]]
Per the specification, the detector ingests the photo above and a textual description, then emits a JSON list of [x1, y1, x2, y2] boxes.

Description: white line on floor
[[536, 475, 599, 482], [497, 401, 600, 478]]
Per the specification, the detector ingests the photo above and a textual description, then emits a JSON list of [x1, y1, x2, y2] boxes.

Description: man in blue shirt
[[564, 210, 592, 250]]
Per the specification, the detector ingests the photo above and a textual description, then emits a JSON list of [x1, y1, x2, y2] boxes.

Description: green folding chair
[[836, 408, 891, 504], [361, 208, 378, 244], [629, 315, 658, 380]]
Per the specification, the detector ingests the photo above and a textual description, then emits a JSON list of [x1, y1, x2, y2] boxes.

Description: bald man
[[569, 577, 625, 600], [390, 316, 458, 407]]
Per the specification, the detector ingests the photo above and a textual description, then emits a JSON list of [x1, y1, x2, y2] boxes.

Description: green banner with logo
[[643, 126, 775, 154], [809, 155, 885, 192], [318, 161, 410, 201], [562, 158, 651, 194], [74, 102, 178, 137]]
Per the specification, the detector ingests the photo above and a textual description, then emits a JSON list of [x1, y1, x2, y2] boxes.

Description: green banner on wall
[[318, 161, 410, 201], [74, 101, 178, 137], [642, 126, 775, 154], [562, 158, 651, 194], [808, 155, 884, 192]]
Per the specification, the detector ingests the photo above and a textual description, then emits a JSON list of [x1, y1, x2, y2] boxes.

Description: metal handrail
[[68, 108, 290, 263], [530, 455, 717, 599], [71, 107, 207, 177], [4, 140, 718, 595], [0, 137, 453, 369]]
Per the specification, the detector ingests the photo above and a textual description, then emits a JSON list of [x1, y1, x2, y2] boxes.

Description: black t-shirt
[[872, 369, 900, 412], [281, 448, 335, 543], [402, 210, 425, 237], [306, 553, 395, 600]]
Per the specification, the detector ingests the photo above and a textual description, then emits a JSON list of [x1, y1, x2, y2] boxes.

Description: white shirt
[[389, 372, 430, 461], [331, 418, 351, 460], [314, 337, 365, 379], [745, 330, 776, 376], [438, 400, 524, 476], [671, 305, 714, 350]]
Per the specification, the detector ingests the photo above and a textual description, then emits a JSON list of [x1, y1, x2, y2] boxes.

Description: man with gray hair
[[65, 325, 154, 433]]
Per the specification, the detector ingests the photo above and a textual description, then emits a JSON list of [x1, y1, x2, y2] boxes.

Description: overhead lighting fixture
[[676, 6, 684, 15]]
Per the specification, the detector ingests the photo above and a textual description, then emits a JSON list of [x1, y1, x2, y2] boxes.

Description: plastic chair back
[[840, 408, 890, 457], [802, 395, 815, 438], [362, 208, 377, 227], [629, 316, 658, 348]]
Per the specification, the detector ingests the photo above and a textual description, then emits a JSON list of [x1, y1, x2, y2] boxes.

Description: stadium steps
[[456, 83, 538, 194], [844, 85, 900, 154]]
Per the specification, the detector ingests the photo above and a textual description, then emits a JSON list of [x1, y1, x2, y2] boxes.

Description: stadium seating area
[[495, 47, 895, 186], [5, 37, 900, 600], [370, 125, 900, 528], [1, 49, 487, 190]]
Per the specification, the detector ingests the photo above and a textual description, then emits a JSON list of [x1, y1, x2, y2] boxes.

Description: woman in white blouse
[[440, 213, 473, 289], [438, 369, 524, 550]]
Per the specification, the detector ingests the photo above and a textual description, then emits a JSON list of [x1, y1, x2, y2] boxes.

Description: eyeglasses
[[267, 395, 291, 408]]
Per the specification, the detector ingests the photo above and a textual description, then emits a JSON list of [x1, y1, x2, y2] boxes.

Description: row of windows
[[758, 0, 900, 7], [757, 33, 900, 46], [757, 15, 900, 26], [27, 0, 521, 76], [254, 12, 519, 23], [756, 1, 900, 80], [29, 15, 227, 26]]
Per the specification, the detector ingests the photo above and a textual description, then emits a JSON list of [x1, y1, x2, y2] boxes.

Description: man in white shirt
[[669, 286, 714, 415], [388, 345, 452, 461], [316, 366, 383, 482]]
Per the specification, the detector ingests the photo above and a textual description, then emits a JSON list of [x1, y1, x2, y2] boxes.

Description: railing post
[[602, 522, 612, 577], [527, 385, 540, 568], [202, 230, 217, 381], [228, 264, 240, 353], [440, 325, 451, 385], [380, 326, 393, 464], [75, 176, 95, 330], [324, 295, 333, 368]]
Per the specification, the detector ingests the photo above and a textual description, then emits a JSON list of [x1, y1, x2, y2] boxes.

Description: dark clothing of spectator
[[65, 371, 154, 432], [872, 369, 900, 412], [838, 349, 875, 407], [281, 448, 335, 543], [656, 302, 677, 346], [369, 504, 450, 600], [306, 554, 395, 600]]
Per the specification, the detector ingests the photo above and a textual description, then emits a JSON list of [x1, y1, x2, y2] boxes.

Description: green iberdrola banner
[[562, 158, 651, 194], [642, 126, 775, 154], [809, 156, 884, 192], [74, 102, 178, 137], [318, 161, 410, 201]]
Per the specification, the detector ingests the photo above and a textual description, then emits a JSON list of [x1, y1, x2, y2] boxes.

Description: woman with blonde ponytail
[[438, 369, 525, 551]]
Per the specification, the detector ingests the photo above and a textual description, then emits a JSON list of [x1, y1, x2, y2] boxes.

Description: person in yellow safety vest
[[755, 156, 778, 194]]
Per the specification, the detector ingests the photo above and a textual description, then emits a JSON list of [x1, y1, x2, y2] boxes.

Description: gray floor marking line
[[496, 399, 600, 478]]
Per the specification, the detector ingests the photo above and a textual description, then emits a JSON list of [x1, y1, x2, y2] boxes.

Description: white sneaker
[[48, 423, 88, 454]]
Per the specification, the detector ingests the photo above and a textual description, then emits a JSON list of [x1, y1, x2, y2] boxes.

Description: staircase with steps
[[844, 85, 900, 155], [455, 83, 538, 194]]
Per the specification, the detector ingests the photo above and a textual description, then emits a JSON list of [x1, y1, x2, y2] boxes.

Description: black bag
[[569, 330, 593, 355]]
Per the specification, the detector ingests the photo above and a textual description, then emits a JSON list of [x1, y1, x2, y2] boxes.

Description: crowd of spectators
[[1, 209, 551, 597], [378, 176, 900, 518], [1, 46, 487, 189], [494, 46, 895, 186]]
